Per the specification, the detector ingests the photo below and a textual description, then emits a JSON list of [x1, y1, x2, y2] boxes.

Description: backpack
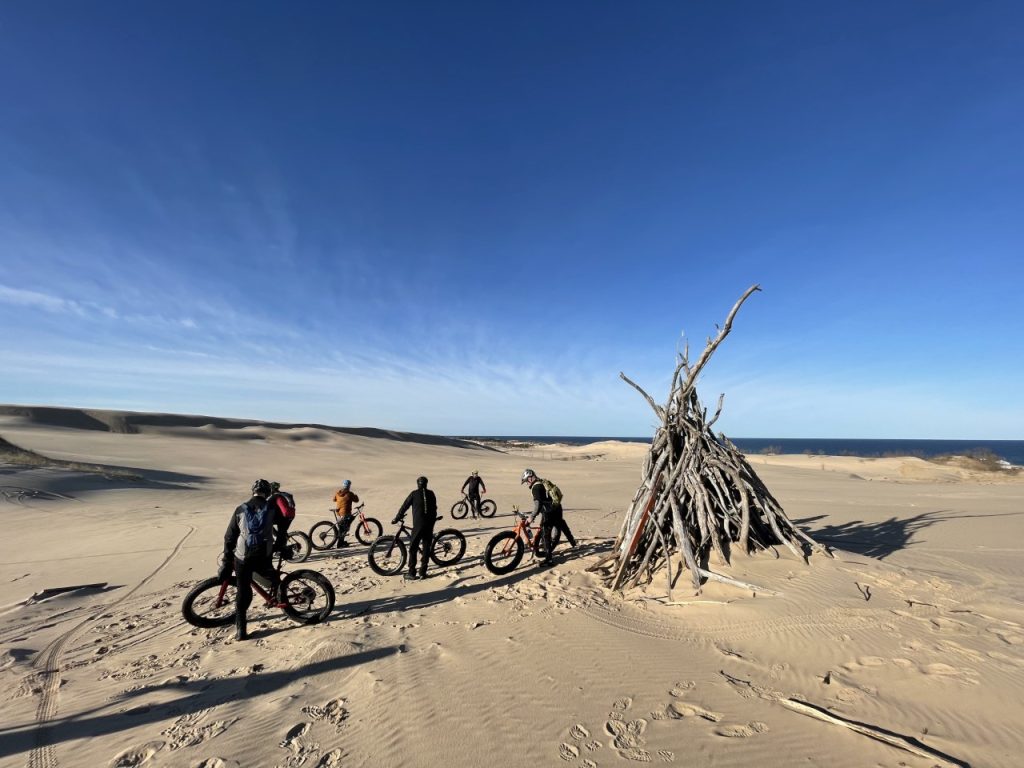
[[541, 479, 563, 505], [274, 491, 296, 519], [242, 501, 269, 554]]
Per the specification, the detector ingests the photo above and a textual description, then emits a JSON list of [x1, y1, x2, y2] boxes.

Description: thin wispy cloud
[[0, 284, 86, 315]]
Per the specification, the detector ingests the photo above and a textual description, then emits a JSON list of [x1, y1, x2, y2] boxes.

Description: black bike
[[450, 493, 497, 520], [181, 552, 335, 628], [367, 516, 467, 576], [285, 530, 312, 563]]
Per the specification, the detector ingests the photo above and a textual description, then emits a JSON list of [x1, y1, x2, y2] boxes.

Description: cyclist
[[521, 468, 577, 567], [393, 476, 437, 580], [218, 478, 289, 641], [268, 481, 297, 533], [460, 470, 487, 519], [332, 479, 360, 548]]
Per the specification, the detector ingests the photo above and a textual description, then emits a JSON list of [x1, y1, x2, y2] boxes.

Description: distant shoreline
[[458, 436, 1024, 465]]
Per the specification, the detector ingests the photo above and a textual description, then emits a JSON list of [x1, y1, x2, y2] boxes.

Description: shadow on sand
[[0, 645, 398, 759], [0, 465, 208, 497], [795, 509, 1024, 559]]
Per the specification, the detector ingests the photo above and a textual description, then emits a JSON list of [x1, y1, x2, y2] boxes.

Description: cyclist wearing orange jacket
[[332, 480, 360, 548]]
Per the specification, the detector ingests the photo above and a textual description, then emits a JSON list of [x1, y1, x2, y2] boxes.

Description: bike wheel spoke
[[192, 584, 237, 622], [283, 577, 329, 617]]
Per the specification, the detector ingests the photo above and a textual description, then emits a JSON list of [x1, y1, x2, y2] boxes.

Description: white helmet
[[520, 468, 536, 484]]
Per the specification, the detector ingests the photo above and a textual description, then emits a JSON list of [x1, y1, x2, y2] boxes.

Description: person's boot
[[234, 613, 248, 641]]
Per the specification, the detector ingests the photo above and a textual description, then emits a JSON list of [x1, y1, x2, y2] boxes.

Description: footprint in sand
[[920, 662, 979, 684], [584, 740, 602, 751], [191, 760, 227, 768], [569, 723, 590, 741], [666, 701, 721, 722], [668, 682, 694, 698], [715, 721, 769, 738], [657, 750, 675, 762], [317, 749, 343, 767], [302, 698, 349, 732], [559, 743, 580, 761], [580, 761, 598, 768], [605, 717, 650, 761], [161, 711, 236, 750], [110, 740, 165, 767], [279, 723, 310, 750]]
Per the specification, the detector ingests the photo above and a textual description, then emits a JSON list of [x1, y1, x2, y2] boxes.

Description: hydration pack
[[541, 479, 563, 505], [243, 501, 269, 554]]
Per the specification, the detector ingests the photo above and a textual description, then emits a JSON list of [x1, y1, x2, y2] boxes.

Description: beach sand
[[1, 408, 1021, 768]]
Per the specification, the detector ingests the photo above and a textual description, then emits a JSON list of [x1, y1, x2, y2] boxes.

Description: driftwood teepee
[[591, 285, 830, 597]]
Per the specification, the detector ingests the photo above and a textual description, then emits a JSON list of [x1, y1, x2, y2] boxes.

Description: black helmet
[[416, 476, 428, 489], [252, 478, 272, 497]]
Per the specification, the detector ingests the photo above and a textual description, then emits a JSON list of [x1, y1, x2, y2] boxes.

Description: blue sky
[[1, 2, 1021, 438]]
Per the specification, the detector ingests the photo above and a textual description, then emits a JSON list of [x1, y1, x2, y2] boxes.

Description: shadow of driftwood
[[0, 645, 398, 758], [795, 510, 1024, 559]]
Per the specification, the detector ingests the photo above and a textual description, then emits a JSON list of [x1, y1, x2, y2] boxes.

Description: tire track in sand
[[27, 525, 195, 768]]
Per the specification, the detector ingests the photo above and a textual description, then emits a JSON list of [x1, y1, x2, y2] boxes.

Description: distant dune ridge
[[0, 404, 489, 449]]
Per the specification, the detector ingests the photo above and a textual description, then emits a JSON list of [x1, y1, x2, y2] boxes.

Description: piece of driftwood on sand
[[589, 285, 830, 597]]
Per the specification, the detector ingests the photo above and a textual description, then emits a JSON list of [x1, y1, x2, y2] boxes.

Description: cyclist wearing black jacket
[[393, 476, 437, 580], [521, 468, 576, 567], [218, 478, 289, 640], [460, 470, 486, 518]]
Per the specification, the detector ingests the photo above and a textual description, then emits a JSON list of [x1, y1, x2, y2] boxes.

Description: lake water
[[465, 436, 1024, 466]]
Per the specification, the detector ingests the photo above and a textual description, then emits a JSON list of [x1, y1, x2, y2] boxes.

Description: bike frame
[[332, 504, 375, 536], [213, 559, 287, 610], [383, 516, 448, 556], [495, 513, 544, 558]]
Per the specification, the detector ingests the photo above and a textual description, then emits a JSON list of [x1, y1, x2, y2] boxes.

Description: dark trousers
[[408, 523, 435, 577], [338, 512, 353, 542], [234, 555, 277, 629], [467, 493, 481, 517], [542, 503, 577, 560]]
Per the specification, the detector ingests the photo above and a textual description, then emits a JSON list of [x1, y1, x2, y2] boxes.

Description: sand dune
[[1, 410, 1021, 768]]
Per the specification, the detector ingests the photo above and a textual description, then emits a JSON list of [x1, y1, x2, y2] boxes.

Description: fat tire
[[479, 499, 498, 518], [279, 569, 335, 624], [181, 576, 237, 628], [309, 521, 338, 550], [430, 528, 467, 567], [368, 535, 407, 576], [286, 531, 312, 563], [355, 517, 383, 545], [484, 531, 525, 575], [450, 500, 469, 520]]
